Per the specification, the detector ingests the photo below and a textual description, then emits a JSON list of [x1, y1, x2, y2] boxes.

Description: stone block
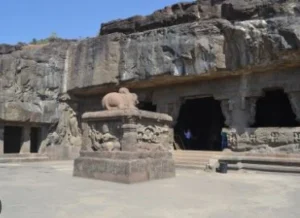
[[73, 151, 175, 184]]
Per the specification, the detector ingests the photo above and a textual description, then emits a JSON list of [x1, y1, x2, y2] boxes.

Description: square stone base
[[73, 151, 176, 184]]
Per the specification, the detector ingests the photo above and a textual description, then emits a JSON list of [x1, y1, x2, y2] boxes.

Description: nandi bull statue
[[101, 87, 139, 110], [74, 87, 175, 184]]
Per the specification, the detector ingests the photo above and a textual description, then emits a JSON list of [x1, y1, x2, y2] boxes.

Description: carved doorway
[[174, 97, 225, 151], [4, 126, 23, 154]]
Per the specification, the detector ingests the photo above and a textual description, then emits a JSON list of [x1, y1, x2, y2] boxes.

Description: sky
[[1, 0, 182, 44]]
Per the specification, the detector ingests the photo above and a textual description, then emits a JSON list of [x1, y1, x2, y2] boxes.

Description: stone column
[[0, 124, 4, 154], [38, 126, 49, 154], [221, 96, 258, 133], [157, 99, 182, 127], [20, 126, 31, 154], [121, 118, 138, 152], [288, 91, 300, 122]]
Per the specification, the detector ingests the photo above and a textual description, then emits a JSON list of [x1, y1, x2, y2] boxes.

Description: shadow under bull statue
[[73, 87, 176, 184]]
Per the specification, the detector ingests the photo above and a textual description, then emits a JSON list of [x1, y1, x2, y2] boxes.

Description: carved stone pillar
[[157, 99, 181, 127], [221, 97, 258, 132], [245, 97, 258, 127], [121, 118, 138, 152], [220, 100, 233, 127], [0, 124, 4, 154], [288, 92, 300, 122], [20, 126, 31, 154]]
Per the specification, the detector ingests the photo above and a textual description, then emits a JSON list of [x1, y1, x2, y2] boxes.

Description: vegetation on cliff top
[[30, 32, 60, 45]]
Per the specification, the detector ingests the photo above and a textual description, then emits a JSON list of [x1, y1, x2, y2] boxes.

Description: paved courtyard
[[0, 161, 300, 218]]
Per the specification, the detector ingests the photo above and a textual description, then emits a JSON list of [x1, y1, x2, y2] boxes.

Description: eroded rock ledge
[[100, 0, 300, 36]]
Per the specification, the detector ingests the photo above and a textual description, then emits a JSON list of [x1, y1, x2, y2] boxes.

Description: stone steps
[[0, 153, 45, 158], [173, 150, 300, 174], [175, 163, 206, 170], [173, 150, 222, 169], [0, 154, 49, 163]]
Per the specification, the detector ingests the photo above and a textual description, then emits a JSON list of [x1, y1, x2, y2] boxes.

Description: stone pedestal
[[74, 151, 175, 184], [73, 109, 176, 184]]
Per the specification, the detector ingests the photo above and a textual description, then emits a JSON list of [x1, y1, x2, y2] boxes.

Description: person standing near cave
[[184, 128, 192, 149], [221, 132, 228, 151]]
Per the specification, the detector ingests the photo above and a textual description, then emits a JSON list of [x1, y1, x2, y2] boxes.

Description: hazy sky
[[1, 0, 182, 44]]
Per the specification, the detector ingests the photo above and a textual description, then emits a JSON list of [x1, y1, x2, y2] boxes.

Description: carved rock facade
[[223, 127, 300, 154], [1, 0, 300, 159]]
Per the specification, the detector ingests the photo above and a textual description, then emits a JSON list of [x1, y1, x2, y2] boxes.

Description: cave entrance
[[174, 97, 226, 151], [137, 101, 157, 112], [252, 89, 298, 127], [30, 127, 41, 153], [4, 126, 23, 154]]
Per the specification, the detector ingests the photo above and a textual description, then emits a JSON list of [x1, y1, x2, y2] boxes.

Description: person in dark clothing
[[221, 132, 228, 150]]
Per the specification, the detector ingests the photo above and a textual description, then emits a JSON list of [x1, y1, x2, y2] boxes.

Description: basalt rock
[[100, 0, 300, 36], [1, 0, 300, 159], [67, 0, 300, 92], [0, 41, 82, 159]]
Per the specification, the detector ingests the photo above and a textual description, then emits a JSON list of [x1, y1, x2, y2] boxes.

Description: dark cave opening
[[174, 97, 226, 151], [252, 89, 298, 127]]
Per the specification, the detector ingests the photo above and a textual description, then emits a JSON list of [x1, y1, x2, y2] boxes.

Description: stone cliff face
[[0, 42, 69, 122], [1, 0, 300, 158], [0, 41, 82, 158], [67, 0, 300, 94]]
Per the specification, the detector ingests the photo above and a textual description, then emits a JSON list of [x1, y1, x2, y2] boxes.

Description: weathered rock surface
[[0, 42, 69, 122], [1, 0, 300, 158], [67, 0, 300, 93], [39, 100, 82, 160], [100, 0, 300, 36], [67, 34, 122, 91], [0, 41, 82, 158], [3, 1, 300, 95]]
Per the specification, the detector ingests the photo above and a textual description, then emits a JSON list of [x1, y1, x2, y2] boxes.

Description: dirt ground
[[0, 161, 299, 218]]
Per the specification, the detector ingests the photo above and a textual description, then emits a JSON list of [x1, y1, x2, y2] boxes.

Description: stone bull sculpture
[[101, 87, 139, 110]]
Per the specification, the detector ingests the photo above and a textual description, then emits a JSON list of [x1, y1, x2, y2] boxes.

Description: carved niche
[[270, 132, 280, 143], [227, 132, 238, 149], [137, 124, 169, 144], [249, 133, 257, 144], [89, 124, 121, 152], [294, 132, 300, 143], [136, 124, 171, 151]]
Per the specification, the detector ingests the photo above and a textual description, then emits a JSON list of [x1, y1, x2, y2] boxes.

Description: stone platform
[[73, 87, 176, 184], [73, 151, 175, 184]]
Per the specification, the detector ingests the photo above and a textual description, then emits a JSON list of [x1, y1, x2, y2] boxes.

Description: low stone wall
[[223, 127, 300, 154]]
